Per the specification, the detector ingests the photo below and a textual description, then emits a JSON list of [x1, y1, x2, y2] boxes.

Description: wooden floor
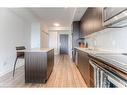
[[0, 55, 87, 88]]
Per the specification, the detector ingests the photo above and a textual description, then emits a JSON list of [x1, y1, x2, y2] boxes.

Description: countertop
[[75, 47, 127, 74], [75, 47, 121, 54], [17, 48, 54, 53]]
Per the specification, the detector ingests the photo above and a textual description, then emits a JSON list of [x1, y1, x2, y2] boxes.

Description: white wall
[[41, 31, 49, 48], [40, 24, 49, 48], [0, 8, 31, 77], [49, 31, 58, 54], [48, 30, 72, 56], [85, 27, 127, 52], [31, 23, 40, 48]]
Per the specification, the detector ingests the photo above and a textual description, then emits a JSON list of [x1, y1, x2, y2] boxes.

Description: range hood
[[103, 8, 127, 28]]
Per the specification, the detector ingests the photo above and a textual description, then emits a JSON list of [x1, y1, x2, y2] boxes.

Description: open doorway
[[60, 34, 68, 54]]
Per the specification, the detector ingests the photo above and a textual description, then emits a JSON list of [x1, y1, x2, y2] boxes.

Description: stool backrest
[[16, 46, 26, 50], [16, 46, 26, 57]]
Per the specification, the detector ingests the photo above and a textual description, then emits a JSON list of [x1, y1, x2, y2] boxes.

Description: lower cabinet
[[25, 49, 54, 83], [47, 49, 54, 79], [77, 50, 90, 87], [89, 63, 95, 87]]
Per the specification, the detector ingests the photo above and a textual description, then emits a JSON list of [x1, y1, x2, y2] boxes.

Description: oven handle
[[89, 60, 100, 87], [89, 60, 96, 67]]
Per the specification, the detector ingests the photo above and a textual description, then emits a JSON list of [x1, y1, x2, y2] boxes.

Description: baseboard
[[0, 61, 24, 77]]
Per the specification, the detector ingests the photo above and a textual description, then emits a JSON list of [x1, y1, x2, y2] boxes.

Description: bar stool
[[13, 46, 25, 77]]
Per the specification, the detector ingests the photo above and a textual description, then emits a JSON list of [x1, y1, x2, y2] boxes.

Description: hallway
[[0, 55, 87, 87]]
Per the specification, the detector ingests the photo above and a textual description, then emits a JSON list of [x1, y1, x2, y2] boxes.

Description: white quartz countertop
[[75, 47, 127, 73], [17, 48, 54, 53], [74, 47, 116, 54]]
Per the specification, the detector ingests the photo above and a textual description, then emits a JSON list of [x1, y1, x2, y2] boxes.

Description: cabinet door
[[93, 8, 103, 32], [77, 50, 90, 87], [83, 52, 90, 86], [72, 21, 80, 48], [47, 50, 54, 80], [77, 51, 85, 72], [80, 8, 103, 36], [80, 24, 86, 38], [89, 63, 95, 87]]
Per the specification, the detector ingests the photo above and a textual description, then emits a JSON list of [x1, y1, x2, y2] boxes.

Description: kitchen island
[[25, 48, 54, 83]]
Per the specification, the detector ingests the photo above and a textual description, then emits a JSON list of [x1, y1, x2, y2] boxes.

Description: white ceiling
[[29, 8, 75, 27], [9, 7, 87, 29], [8, 8, 39, 22]]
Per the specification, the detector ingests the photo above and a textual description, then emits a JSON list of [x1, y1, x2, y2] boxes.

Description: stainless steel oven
[[100, 69, 127, 88], [89, 59, 127, 88]]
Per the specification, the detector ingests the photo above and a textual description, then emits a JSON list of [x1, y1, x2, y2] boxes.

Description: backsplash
[[85, 27, 127, 53]]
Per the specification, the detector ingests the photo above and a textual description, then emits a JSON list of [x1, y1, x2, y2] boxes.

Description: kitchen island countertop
[[17, 48, 54, 53]]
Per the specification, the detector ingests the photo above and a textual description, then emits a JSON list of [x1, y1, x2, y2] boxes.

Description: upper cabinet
[[79, 7, 127, 37], [72, 21, 80, 48], [72, 21, 85, 49], [80, 8, 103, 37]]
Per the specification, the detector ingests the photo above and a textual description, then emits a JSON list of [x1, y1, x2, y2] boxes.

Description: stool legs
[[13, 57, 18, 77]]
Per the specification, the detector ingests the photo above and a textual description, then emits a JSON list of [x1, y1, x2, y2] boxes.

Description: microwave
[[103, 7, 127, 28]]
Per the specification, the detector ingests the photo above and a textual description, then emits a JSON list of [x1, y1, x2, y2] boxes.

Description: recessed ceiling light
[[53, 23, 60, 27]]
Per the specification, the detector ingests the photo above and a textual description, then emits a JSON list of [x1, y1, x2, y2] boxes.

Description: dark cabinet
[[47, 49, 54, 79], [77, 50, 90, 87], [80, 7, 103, 36], [72, 21, 80, 48], [89, 62, 95, 87], [25, 49, 54, 83], [72, 21, 80, 62]]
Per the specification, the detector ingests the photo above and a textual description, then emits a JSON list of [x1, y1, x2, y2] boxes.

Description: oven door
[[107, 76, 125, 87], [106, 73, 127, 88], [89, 59, 127, 88], [100, 69, 127, 88]]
